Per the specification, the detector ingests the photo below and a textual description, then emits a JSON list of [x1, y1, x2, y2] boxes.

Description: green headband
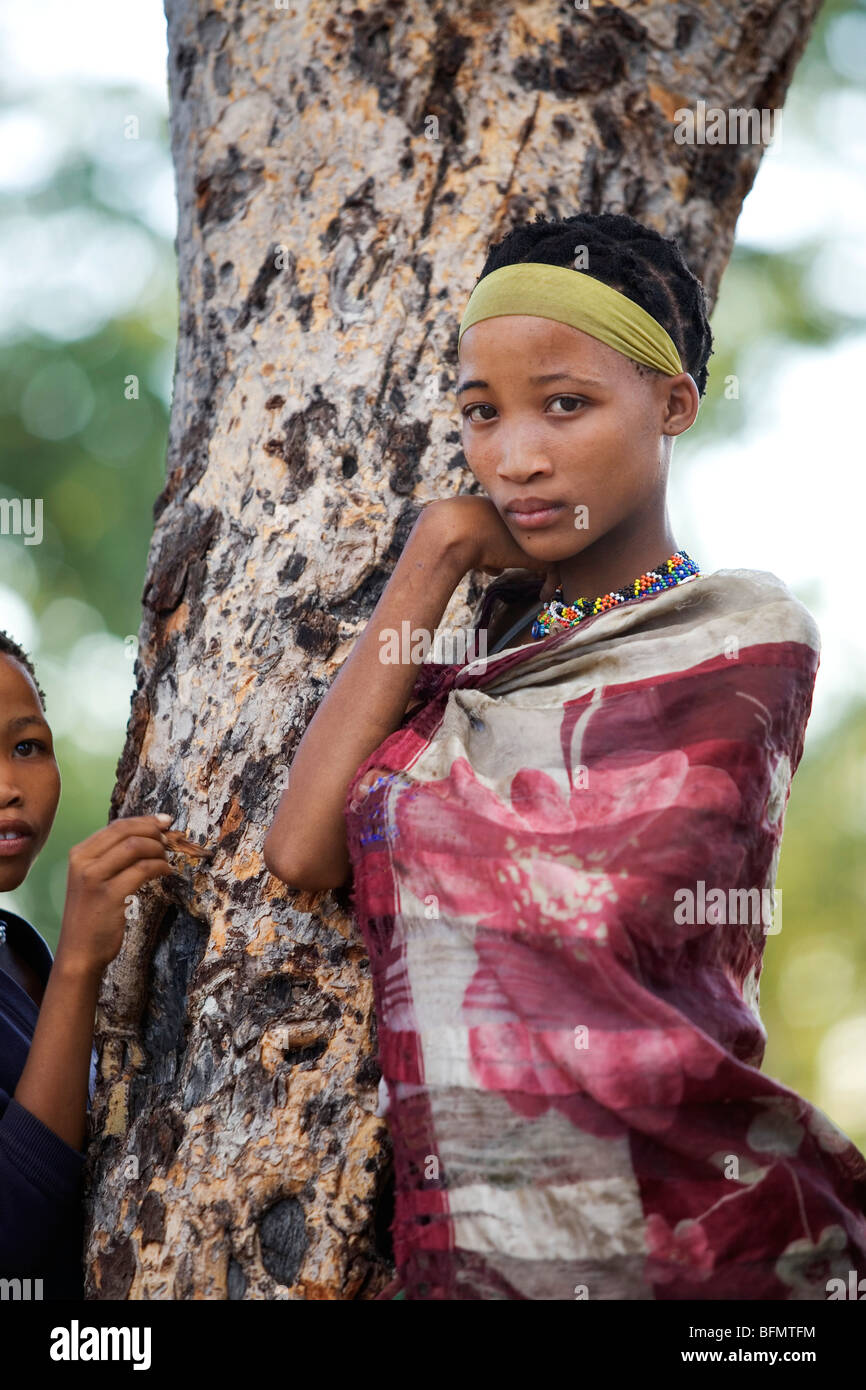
[[458, 262, 684, 377]]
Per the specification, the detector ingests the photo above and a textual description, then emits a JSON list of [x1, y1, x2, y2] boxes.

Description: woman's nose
[[0, 770, 24, 807], [496, 431, 554, 482]]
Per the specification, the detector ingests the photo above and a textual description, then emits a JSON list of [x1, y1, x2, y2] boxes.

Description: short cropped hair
[[470, 211, 715, 398], [0, 630, 46, 707]]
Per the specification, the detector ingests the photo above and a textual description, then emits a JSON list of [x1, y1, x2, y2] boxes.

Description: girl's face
[[456, 315, 699, 561], [0, 654, 60, 892]]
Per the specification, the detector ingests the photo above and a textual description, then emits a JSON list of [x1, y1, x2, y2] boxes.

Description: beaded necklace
[[531, 549, 700, 639]]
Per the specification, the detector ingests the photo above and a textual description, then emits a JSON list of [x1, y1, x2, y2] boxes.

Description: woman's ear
[[664, 372, 701, 436]]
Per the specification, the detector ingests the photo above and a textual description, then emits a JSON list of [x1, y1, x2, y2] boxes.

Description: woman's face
[[0, 654, 60, 892], [456, 314, 699, 563]]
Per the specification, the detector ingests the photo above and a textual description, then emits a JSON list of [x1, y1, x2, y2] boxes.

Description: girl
[[0, 630, 176, 1297], [265, 212, 866, 1300]]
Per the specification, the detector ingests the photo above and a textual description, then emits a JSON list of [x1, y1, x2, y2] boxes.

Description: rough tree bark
[[84, 0, 822, 1299]]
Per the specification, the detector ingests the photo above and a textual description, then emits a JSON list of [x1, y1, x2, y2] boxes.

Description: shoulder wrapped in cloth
[[345, 568, 866, 1300]]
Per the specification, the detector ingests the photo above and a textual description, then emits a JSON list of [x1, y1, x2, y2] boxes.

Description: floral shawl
[[344, 567, 866, 1300]]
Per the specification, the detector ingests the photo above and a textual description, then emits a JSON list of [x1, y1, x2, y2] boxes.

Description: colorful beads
[[531, 550, 699, 639]]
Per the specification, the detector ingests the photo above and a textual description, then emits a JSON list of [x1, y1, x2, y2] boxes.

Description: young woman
[[0, 631, 176, 1297], [265, 212, 866, 1300]]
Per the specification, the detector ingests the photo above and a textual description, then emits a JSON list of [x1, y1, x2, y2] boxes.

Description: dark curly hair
[[0, 630, 46, 707], [469, 211, 714, 398]]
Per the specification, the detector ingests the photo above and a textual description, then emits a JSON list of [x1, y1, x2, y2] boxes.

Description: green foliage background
[[1, 1, 864, 1152]]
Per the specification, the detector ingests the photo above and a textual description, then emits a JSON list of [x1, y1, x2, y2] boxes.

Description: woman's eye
[[14, 740, 44, 757], [463, 396, 585, 423], [463, 403, 496, 424]]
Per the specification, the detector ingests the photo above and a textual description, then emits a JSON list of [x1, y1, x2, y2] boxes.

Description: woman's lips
[[0, 831, 34, 857], [506, 503, 566, 530]]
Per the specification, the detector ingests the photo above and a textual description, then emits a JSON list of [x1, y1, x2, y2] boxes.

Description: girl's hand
[[418, 497, 560, 601], [56, 814, 178, 977]]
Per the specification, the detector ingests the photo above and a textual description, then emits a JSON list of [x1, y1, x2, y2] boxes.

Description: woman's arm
[[264, 497, 557, 892], [12, 956, 101, 1154], [13, 815, 175, 1150], [263, 501, 479, 891]]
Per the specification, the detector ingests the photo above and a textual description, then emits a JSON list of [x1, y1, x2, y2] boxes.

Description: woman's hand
[[56, 814, 178, 978], [419, 497, 561, 601]]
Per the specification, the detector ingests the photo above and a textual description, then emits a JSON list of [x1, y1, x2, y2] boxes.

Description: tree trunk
[[84, 0, 822, 1299]]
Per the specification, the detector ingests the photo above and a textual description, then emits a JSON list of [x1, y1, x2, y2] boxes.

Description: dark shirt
[[0, 909, 93, 1300]]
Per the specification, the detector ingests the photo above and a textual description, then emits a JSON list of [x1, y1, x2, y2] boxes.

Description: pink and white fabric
[[344, 568, 866, 1300]]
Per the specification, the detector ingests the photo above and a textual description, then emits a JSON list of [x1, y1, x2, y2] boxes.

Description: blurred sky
[[0, 0, 864, 749]]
